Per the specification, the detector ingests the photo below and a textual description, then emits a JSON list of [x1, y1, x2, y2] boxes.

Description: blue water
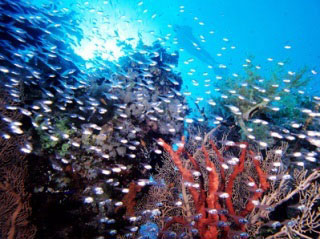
[[30, 0, 320, 116], [1, 0, 320, 238], [31, 0, 320, 75]]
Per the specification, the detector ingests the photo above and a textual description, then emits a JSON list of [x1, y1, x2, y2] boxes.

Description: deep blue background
[[31, 0, 320, 109]]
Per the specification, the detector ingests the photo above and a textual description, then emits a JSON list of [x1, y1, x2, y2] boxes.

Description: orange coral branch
[[202, 146, 219, 218], [158, 216, 188, 239], [249, 150, 270, 191], [186, 151, 207, 219], [116, 182, 141, 216], [187, 152, 201, 172], [225, 143, 247, 216], [158, 138, 270, 239], [159, 138, 220, 239], [209, 140, 224, 163], [239, 151, 270, 219], [159, 138, 201, 210], [240, 177, 262, 218], [202, 145, 219, 238], [209, 140, 226, 191]]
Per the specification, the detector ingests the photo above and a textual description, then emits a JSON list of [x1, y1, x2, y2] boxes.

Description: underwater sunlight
[[0, 0, 319, 239]]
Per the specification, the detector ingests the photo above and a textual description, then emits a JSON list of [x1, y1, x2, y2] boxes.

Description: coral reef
[[153, 136, 270, 239], [0, 1, 319, 239], [0, 166, 37, 239], [139, 129, 320, 239], [0, 92, 36, 239], [208, 60, 316, 146], [248, 167, 320, 238]]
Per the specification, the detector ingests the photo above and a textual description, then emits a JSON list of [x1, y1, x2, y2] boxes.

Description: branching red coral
[[249, 150, 270, 191], [225, 142, 247, 217], [158, 216, 188, 239], [115, 181, 142, 217], [158, 138, 270, 239]]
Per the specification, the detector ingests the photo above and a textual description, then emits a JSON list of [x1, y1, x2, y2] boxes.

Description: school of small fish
[[0, 0, 319, 239]]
